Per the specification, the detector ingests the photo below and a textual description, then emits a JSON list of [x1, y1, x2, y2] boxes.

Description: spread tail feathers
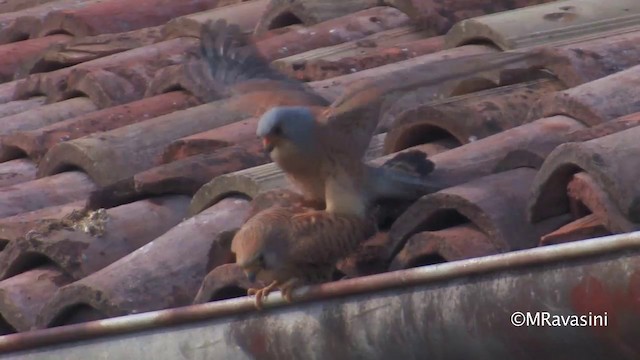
[[199, 19, 307, 90], [368, 150, 442, 201]]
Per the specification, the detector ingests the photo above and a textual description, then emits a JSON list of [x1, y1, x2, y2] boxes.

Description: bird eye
[[272, 126, 282, 136]]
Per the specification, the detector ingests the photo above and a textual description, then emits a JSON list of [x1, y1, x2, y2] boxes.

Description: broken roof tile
[[0, 35, 71, 83], [528, 124, 640, 230], [445, 0, 640, 50], [255, 7, 411, 62], [540, 214, 611, 246], [163, 0, 269, 39], [0, 266, 73, 333], [383, 78, 565, 152], [37, 197, 248, 329], [0, 196, 190, 281], [0, 96, 97, 137], [0, 171, 96, 219], [0, 91, 199, 162]]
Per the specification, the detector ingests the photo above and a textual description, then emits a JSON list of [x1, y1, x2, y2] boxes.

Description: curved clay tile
[[0, 0, 93, 44], [528, 125, 640, 232], [0, 159, 37, 188], [0, 96, 46, 118], [36, 0, 225, 38], [0, 91, 199, 162], [275, 33, 445, 82], [528, 64, 640, 126], [37, 90, 325, 187], [20, 26, 164, 78], [0, 35, 70, 83], [88, 141, 269, 209], [0, 171, 96, 219], [387, 168, 566, 263], [0, 195, 191, 281], [160, 117, 259, 163], [0, 265, 73, 332], [14, 37, 199, 104], [37, 197, 249, 329], [255, 7, 410, 61], [0, 97, 97, 137], [389, 224, 499, 271], [193, 263, 258, 304], [419, 116, 584, 189], [163, 0, 269, 39], [445, 0, 640, 50], [0, 200, 86, 248], [383, 78, 565, 153]]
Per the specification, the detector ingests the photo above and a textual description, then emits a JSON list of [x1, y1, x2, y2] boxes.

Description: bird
[[231, 204, 378, 309], [199, 19, 553, 217]]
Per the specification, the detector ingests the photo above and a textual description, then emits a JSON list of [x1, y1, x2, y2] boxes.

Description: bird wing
[[199, 19, 328, 103], [320, 49, 552, 163], [287, 210, 377, 266]]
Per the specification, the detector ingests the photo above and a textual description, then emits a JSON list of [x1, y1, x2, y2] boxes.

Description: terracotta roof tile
[[0, 96, 97, 136], [272, 28, 444, 82], [0, 159, 37, 188], [389, 224, 499, 271], [255, 7, 411, 62], [386, 168, 562, 263], [37, 197, 248, 329], [2, 0, 640, 352], [0, 96, 46, 118], [0, 0, 59, 14], [0, 91, 199, 162], [0, 171, 96, 219], [21, 26, 164, 77], [36, 0, 225, 38], [383, 78, 565, 152], [0, 200, 86, 246], [445, 0, 640, 50], [14, 37, 199, 104], [163, 0, 269, 39], [0, 35, 70, 82], [0, 266, 72, 333], [161, 117, 259, 162]]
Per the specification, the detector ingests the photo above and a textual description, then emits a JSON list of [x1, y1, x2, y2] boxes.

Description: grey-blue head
[[256, 106, 318, 154]]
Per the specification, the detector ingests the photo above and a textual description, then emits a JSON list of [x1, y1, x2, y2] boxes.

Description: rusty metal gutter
[[2, 231, 640, 359]]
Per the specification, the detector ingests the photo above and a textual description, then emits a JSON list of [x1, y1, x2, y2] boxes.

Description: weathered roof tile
[[0, 35, 70, 83], [0, 196, 190, 282], [37, 197, 248, 329], [0, 91, 199, 162], [0, 171, 96, 219]]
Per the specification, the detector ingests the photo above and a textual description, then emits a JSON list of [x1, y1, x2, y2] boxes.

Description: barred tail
[[199, 19, 304, 89]]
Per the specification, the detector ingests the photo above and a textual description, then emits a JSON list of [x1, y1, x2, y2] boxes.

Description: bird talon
[[247, 281, 278, 310]]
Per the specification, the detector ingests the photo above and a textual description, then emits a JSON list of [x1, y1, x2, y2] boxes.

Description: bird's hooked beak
[[261, 136, 275, 154], [245, 269, 257, 283]]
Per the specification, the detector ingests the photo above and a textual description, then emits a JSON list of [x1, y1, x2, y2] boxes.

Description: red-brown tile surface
[[0, 35, 71, 82], [0, 91, 199, 162]]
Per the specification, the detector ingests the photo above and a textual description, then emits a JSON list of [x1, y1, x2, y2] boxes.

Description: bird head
[[231, 224, 283, 283], [256, 106, 318, 157]]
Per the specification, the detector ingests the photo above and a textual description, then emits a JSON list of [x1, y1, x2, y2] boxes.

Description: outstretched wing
[[199, 19, 325, 99], [320, 49, 552, 162]]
